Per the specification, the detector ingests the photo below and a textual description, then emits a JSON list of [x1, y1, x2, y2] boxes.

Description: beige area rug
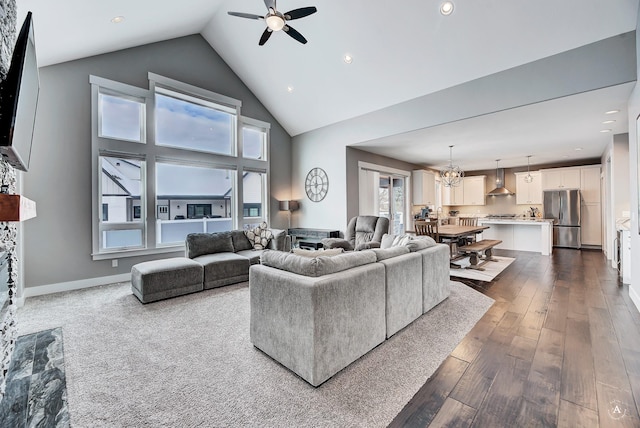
[[450, 255, 515, 282], [16, 280, 494, 427]]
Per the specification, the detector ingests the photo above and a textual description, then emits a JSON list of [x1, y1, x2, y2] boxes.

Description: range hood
[[487, 167, 514, 196]]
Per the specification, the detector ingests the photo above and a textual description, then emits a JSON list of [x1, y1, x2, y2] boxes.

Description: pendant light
[[440, 145, 464, 187], [524, 155, 534, 183]]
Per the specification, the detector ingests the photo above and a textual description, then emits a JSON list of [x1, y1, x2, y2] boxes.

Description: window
[[155, 89, 236, 155], [242, 125, 266, 160], [90, 74, 270, 259], [99, 156, 145, 250], [99, 92, 145, 142], [155, 162, 234, 244]]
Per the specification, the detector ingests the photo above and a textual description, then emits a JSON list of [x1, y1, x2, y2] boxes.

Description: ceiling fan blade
[[284, 6, 317, 20], [283, 25, 307, 44], [228, 11, 264, 20], [263, 0, 275, 11], [259, 28, 273, 46]]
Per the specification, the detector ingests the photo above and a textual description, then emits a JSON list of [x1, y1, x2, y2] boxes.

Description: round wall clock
[[305, 167, 329, 202]]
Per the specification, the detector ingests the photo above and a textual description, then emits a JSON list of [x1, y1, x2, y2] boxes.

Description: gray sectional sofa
[[249, 234, 450, 386], [131, 228, 290, 303]]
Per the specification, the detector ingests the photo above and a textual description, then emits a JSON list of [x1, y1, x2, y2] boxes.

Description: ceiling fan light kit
[[440, 145, 464, 187], [228, 0, 317, 46]]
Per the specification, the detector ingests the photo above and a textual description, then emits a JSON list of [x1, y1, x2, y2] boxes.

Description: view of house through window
[[155, 162, 234, 245], [99, 156, 144, 250], [91, 74, 270, 258]]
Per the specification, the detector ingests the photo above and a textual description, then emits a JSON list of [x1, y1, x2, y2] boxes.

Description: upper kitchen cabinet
[[541, 167, 581, 189], [442, 180, 464, 205], [412, 170, 436, 205], [463, 176, 486, 205], [580, 165, 601, 203], [515, 171, 542, 205]]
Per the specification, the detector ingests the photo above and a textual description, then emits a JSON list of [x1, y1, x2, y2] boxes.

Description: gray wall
[[345, 147, 426, 222], [23, 34, 292, 288]]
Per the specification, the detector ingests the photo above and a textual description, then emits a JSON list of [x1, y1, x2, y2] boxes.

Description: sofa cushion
[[235, 249, 263, 265], [230, 230, 254, 252], [320, 238, 354, 251], [407, 236, 437, 251], [193, 252, 251, 289], [245, 222, 273, 250], [380, 234, 412, 249], [260, 249, 376, 277], [269, 228, 288, 251], [186, 232, 234, 259], [292, 248, 344, 258], [370, 246, 410, 261]]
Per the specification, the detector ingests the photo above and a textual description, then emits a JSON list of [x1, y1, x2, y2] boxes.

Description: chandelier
[[524, 155, 534, 183], [440, 145, 464, 187]]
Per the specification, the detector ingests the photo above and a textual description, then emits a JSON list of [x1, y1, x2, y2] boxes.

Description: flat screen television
[[0, 12, 39, 172]]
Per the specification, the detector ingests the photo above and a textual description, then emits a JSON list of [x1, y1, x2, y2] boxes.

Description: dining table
[[436, 224, 490, 260]]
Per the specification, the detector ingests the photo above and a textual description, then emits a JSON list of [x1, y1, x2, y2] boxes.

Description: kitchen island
[[477, 218, 553, 255]]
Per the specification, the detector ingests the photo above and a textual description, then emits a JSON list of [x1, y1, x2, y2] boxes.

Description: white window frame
[[90, 74, 270, 260]]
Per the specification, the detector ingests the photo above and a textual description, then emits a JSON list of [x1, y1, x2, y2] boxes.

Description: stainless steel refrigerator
[[543, 189, 581, 249]]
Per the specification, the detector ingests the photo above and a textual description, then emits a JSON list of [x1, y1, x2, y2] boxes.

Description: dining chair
[[415, 219, 439, 242], [458, 217, 478, 245]]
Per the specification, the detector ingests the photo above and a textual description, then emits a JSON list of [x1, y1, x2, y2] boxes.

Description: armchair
[[322, 215, 390, 251]]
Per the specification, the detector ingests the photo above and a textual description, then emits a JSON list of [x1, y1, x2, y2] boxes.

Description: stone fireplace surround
[[0, 0, 18, 400]]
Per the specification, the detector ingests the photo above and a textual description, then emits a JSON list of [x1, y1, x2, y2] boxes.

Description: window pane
[[156, 163, 233, 244], [155, 93, 234, 155], [243, 127, 265, 160], [102, 229, 143, 249], [100, 157, 143, 223], [243, 172, 265, 219], [99, 93, 143, 142]]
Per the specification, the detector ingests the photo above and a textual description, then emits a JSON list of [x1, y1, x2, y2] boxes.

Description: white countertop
[[478, 218, 553, 225]]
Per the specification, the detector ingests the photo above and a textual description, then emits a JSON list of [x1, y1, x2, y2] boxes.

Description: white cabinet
[[463, 176, 486, 205], [443, 181, 464, 205], [581, 202, 602, 246], [541, 168, 581, 190], [514, 171, 542, 205], [412, 170, 436, 205], [580, 166, 601, 204]]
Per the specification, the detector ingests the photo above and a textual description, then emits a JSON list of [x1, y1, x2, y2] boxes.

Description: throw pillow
[[244, 222, 273, 250], [292, 248, 344, 258], [380, 233, 412, 249], [406, 236, 437, 252], [320, 238, 354, 251]]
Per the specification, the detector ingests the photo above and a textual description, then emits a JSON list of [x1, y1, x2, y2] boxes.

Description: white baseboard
[[630, 284, 640, 313], [22, 273, 132, 299]]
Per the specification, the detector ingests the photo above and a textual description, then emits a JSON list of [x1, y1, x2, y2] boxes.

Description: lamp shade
[[279, 200, 299, 211]]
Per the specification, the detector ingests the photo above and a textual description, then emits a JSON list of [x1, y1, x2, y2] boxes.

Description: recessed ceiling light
[[602, 120, 616, 124], [563, 155, 570, 158], [111, 16, 125, 24], [343, 54, 353, 64], [440, 1, 454, 15], [287, 85, 294, 93], [575, 147, 583, 151], [605, 109, 620, 115], [600, 129, 612, 133]]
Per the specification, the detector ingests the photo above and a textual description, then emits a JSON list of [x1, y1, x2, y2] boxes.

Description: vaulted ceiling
[[16, 0, 640, 170]]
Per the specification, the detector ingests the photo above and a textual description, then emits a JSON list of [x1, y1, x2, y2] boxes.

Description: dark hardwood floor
[[389, 248, 640, 428]]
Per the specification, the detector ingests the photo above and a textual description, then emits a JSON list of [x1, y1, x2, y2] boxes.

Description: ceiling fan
[[228, 0, 317, 46]]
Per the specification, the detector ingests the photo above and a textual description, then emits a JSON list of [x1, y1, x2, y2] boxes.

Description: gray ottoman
[[131, 257, 204, 303]]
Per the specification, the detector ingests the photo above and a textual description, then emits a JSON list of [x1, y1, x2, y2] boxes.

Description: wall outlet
[[112, 259, 118, 268]]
